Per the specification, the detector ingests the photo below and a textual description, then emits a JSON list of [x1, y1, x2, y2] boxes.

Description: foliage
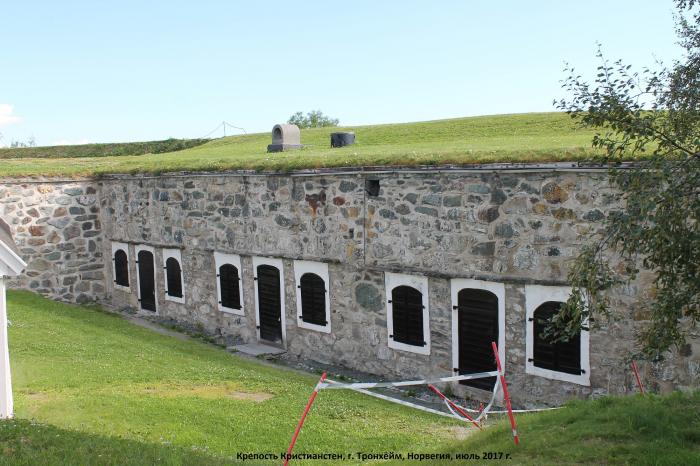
[[553, 1, 700, 359], [287, 109, 339, 129], [0, 113, 607, 177], [0, 138, 208, 159], [6, 136, 37, 148]]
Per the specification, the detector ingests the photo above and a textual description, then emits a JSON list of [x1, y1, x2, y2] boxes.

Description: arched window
[[532, 301, 582, 375], [163, 248, 184, 303], [214, 253, 244, 316], [455, 288, 499, 390], [114, 249, 129, 287], [385, 273, 430, 355], [391, 285, 425, 347], [299, 273, 327, 326], [219, 263, 241, 310], [294, 260, 331, 332], [165, 257, 183, 298]]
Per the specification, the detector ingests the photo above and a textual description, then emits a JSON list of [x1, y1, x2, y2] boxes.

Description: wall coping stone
[[0, 161, 636, 184]]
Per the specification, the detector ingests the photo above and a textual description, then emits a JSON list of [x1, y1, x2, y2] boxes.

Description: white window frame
[[525, 285, 590, 386], [385, 272, 431, 356], [252, 256, 287, 345], [162, 248, 185, 304], [450, 279, 505, 378], [214, 252, 244, 316], [111, 241, 131, 292], [134, 244, 157, 312], [294, 260, 331, 334]]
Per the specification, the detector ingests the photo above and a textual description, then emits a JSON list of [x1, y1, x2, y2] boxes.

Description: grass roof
[[0, 112, 611, 178]]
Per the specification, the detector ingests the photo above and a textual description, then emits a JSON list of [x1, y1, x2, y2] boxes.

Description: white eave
[[0, 241, 26, 277]]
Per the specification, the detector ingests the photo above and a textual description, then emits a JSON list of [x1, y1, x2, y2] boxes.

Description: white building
[[0, 218, 26, 418]]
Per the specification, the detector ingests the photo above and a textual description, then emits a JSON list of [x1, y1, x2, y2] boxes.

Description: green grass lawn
[[0, 113, 612, 178], [0, 138, 208, 160], [1, 290, 698, 465], [1, 291, 471, 465]]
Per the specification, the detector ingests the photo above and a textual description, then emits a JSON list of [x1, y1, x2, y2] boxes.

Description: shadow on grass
[[0, 418, 237, 466]]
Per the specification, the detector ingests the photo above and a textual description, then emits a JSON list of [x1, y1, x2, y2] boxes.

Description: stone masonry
[[1, 180, 103, 303], [1, 166, 697, 406]]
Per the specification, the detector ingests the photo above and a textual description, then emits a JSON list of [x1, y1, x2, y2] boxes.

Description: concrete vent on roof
[[330, 132, 355, 148], [267, 124, 303, 152]]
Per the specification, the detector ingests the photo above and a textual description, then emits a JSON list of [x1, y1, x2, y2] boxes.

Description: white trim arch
[[385, 272, 431, 356], [111, 241, 131, 292], [162, 248, 185, 304], [214, 252, 244, 316], [525, 285, 590, 386], [134, 244, 157, 313], [450, 278, 506, 378], [252, 256, 287, 345], [294, 260, 331, 334]]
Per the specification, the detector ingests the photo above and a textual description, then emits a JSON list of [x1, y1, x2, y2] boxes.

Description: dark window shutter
[[257, 265, 282, 342], [391, 285, 425, 346], [165, 257, 183, 298], [533, 301, 582, 375], [299, 273, 327, 326], [456, 288, 499, 390], [114, 249, 129, 287], [219, 264, 241, 310]]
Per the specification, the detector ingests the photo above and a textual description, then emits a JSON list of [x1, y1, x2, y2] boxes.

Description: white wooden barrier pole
[[0, 279, 13, 419]]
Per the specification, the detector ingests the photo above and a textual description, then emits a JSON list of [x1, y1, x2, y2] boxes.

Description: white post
[[0, 278, 13, 418]]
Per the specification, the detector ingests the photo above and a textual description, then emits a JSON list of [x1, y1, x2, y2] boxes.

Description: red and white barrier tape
[[325, 379, 475, 423], [318, 370, 499, 390]]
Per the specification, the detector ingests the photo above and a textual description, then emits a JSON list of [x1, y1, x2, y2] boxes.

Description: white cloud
[[52, 138, 91, 146], [0, 104, 21, 127]]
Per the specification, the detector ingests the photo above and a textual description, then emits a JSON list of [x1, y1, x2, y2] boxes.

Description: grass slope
[[1, 291, 466, 465], [0, 138, 208, 160], [2, 291, 698, 465], [0, 113, 608, 178]]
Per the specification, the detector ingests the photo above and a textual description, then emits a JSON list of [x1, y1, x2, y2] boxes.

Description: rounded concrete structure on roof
[[271, 124, 300, 145], [268, 124, 303, 152]]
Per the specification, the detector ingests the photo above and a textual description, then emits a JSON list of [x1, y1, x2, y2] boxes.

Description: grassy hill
[[0, 138, 208, 160], [1, 291, 698, 465], [0, 113, 611, 178]]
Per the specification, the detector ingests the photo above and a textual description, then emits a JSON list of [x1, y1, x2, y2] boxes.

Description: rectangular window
[[163, 248, 185, 304], [294, 260, 331, 333], [450, 278, 505, 391], [214, 252, 244, 316], [135, 245, 157, 312], [252, 256, 286, 345], [111, 242, 130, 292], [525, 285, 590, 386], [385, 272, 431, 355]]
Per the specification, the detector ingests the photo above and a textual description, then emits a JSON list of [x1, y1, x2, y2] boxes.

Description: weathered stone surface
[[552, 208, 577, 221], [339, 181, 357, 193], [63, 187, 84, 196], [28, 225, 46, 236], [421, 194, 441, 206], [355, 283, 383, 312], [490, 188, 507, 205], [494, 222, 515, 238], [583, 209, 605, 222], [1, 168, 694, 406], [542, 182, 569, 204], [477, 206, 500, 223], [471, 241, 496, 256], [415, 206, 438, 217]]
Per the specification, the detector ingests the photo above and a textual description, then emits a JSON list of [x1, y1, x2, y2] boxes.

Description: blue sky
[[0, 1, 682, 146]]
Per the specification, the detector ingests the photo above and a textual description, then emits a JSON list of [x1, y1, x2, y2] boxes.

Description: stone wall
[[95, 168, 697, 405], [1, 167, 697, 405], [0, 180, 104, 303]]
